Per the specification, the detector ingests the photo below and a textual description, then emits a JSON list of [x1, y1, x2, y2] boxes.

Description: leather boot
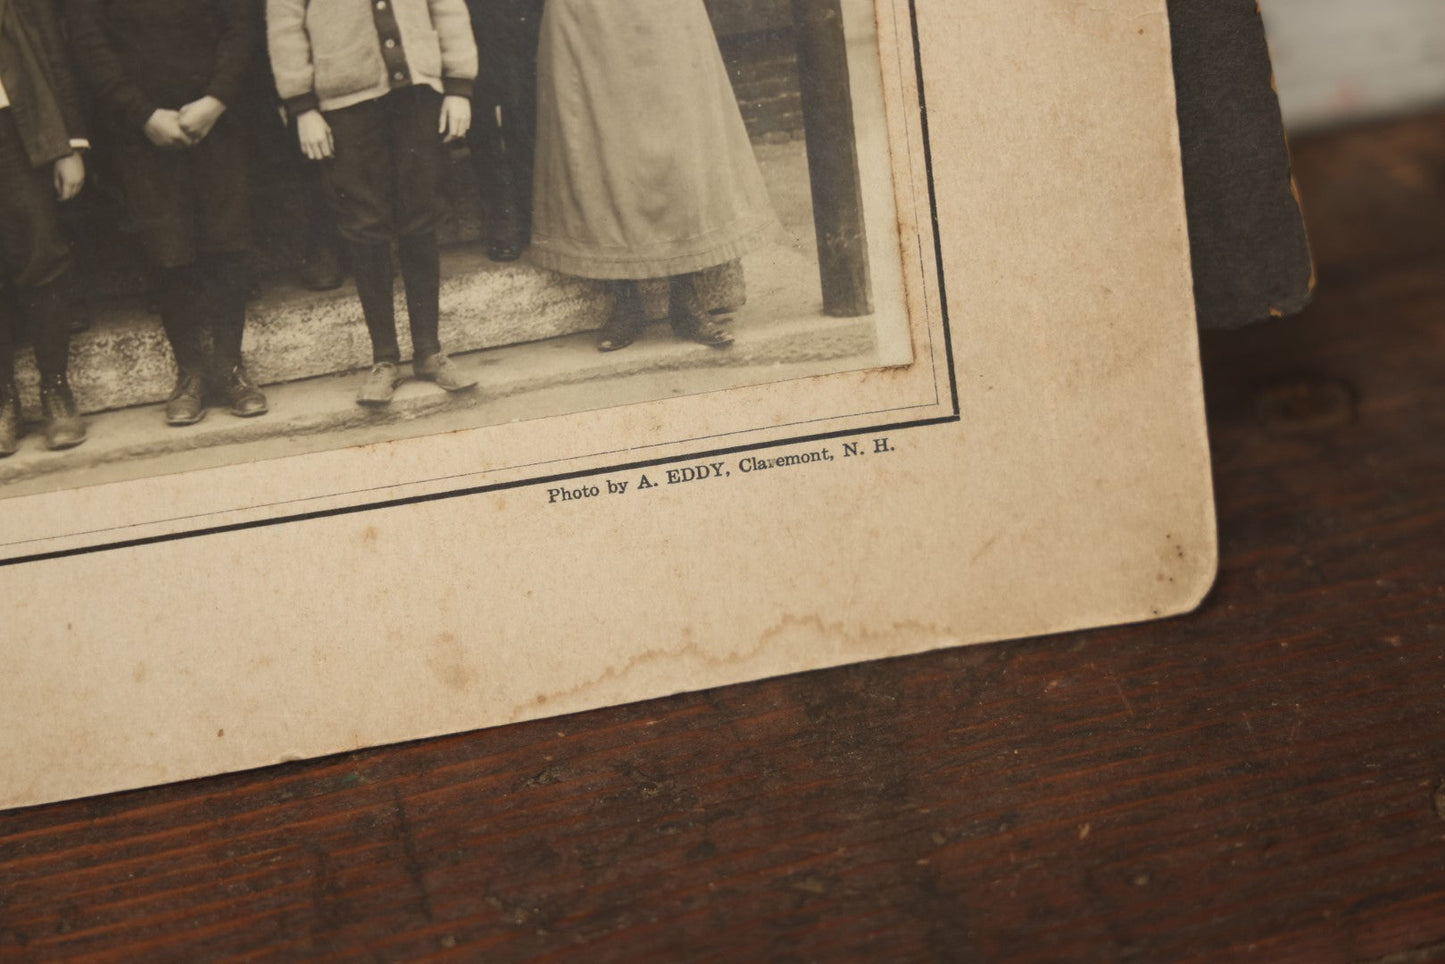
[[0, 382, 19, 457], [597, 280, 645, 352], [218, 364, 268, 417], [669, 273, 734, 348], [165, 370, 207, 426], [356, 361, 400, 406], [38, 373, 86, 450]]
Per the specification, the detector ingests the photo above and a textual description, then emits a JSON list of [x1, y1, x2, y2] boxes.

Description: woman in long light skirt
[[530, 0, 775, 350]]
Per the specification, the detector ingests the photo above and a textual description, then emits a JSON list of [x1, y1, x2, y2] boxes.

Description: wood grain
[[1, 113, 1443, 963]]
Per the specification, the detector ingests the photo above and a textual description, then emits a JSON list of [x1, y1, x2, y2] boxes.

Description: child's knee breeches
[[319, 87, 447, 244], [115, 118, 252, 270]]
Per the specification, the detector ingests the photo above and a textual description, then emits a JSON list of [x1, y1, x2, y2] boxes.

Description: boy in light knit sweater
[[267, 0, 479, 406]]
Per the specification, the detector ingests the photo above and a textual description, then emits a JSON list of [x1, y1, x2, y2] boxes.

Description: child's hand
[[296, 110, 335, 161], [144, 109, 192, 149], [439, 95, 470, 143], [178, 96, 227, 143], [53, 154, 86, 202]]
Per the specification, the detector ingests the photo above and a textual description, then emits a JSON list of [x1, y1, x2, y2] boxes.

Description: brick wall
[[720, 30, 805, 143], [705, 0, 792, 37], [707, 0, 806, 143]]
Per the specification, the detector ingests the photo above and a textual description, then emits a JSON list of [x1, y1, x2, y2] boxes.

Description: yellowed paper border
[[1, 0, 1216, 811]]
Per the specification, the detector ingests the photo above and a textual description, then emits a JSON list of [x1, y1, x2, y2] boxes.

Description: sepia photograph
[[10, 1, 1441, 958], [0, 0, 1222, 828], [0, 0, 919, 509]]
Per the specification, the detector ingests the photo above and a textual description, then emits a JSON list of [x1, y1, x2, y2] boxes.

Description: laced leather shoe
[[413, 353, 477, 392], [165, 370, 207, 426], [220, 364, 268, 417], [671, 309, 734, 348], [597, 281, 645, 352], [669, 275, 734, 349], [357, 361, 401, 406], [39, 373, 86, 450]]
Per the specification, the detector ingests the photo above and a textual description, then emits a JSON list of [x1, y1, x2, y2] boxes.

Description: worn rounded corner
[[1169, 521, 1220, 618]]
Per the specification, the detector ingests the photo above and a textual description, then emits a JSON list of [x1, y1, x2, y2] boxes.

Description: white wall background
[[1261, 0, 1445, 129]]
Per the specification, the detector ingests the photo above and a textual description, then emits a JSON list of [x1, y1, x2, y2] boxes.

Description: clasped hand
[[145, 96, 227, 149]]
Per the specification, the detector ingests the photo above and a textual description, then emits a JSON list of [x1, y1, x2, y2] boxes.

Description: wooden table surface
[[3, 113, 1443, 964]]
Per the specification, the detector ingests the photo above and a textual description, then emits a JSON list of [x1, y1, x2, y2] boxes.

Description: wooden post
[[790, 0, 873, 316]]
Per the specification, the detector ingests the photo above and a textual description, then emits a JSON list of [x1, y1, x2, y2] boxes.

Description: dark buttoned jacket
[[0, 0, 88, 167]]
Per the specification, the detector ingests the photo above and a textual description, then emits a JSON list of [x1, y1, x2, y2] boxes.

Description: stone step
[[12, 251, 604, 419], [0, 304, 877, 496], [9, 248, 756, 419], [11, 142, 810, 419]]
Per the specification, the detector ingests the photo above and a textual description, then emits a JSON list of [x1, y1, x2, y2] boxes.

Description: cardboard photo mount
[[0, 0, 1216, 811]]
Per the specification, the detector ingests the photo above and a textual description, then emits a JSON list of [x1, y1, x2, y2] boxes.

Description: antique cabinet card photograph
[[0, 0, 1216, 810]]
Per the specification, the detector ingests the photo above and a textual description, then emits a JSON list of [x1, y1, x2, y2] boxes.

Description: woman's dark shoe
[[165, 370, 207, 426], [669, 273, 734, 349], [672, 312, 734, 348], [39, 374, 86, 450], [0, 384, 20, 457], [597, 281, 644, 352], [596, 318, 637, 353], [486, 239, 524, 263], [219, 364, 269, 417]]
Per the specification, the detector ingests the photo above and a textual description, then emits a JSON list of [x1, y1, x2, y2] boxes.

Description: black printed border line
[[0, 0, 957, 570]]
